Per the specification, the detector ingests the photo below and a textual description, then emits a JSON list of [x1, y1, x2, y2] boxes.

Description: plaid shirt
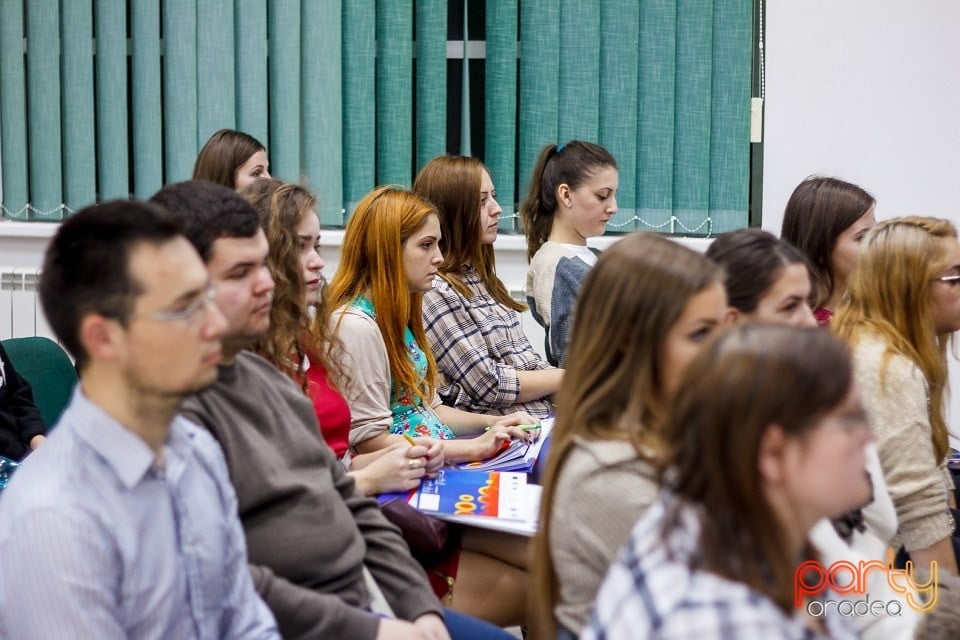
[[422, 268, 554, 418], [583, 496, 859, 640]]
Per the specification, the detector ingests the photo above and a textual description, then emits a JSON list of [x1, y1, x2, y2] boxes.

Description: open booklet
[[456, 417, 555, 472], [412, 468, 528, 520]]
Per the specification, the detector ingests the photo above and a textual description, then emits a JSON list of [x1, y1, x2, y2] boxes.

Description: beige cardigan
[[548, 437, 659, 635], [852, 335, 954, 552]]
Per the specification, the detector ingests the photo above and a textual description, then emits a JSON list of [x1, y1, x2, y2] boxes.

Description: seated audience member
[[0, 341, 47, 461], [585, 325, 873, 639], [327, 186, 536, 464], [706, 228, 818, 328], [533, 233, 727, 638], [193, 128, 272, 190], [0, 201, 278, 638], [326, 186, 535, 626], [152, 181, 510, 640], [708, 229, 915, 639], [242, 178, 439, 496], [780, 176, 876, 325], [414, 155, 561, 419], [520, 140, 618, 366], [834, 217, 960, 577]]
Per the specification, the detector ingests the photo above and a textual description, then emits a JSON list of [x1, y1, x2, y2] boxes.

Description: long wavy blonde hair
[[833, 216, 958, 463]]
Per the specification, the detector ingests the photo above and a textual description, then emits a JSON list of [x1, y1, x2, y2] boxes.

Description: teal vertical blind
[[342, 0, 376, 213], [303, 0, 343, 226], [485, 0, 518, 229], [376, 0, 413, 186], [0, 0, 752, 235], [416, 0, 447, 173]]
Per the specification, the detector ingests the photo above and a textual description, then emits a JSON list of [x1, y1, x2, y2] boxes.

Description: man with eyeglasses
[[0, 200, 279, 639]]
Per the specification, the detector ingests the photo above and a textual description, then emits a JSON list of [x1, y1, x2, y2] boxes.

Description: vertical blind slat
[[61, 0, 96, 212], [376, 0, 413, 186], [600, 0, 640, 230], [636, 0, 677, 231], [0, 0, 27, 218], [303, 0, 343, 226], [95, 0, 129, 200], [557, 0, 599, 143], [342, 0, 376, 212], [235, 0, 268, 145], [197, 0, 235, 143], [415, 0, 447, 173], [26, 0, 63, 218], [485, 0, 518, 224], [268, 0, 301, 183], [518, 0, 560, 201], [162, 0, 198, 183], [131, 0, 163, 199], [673, 0, 713, 233], [709, 0, 752, 233]]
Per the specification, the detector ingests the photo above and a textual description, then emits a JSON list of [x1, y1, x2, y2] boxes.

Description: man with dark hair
[[0, 200, 279, 639], [154, 181, 505, 640]]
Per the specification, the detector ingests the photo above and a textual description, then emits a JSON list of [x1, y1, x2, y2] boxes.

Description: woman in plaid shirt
[[414, 156, 562, 420]]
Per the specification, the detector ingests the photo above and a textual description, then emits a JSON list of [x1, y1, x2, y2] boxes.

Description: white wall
[[763, 0, 960, 438]]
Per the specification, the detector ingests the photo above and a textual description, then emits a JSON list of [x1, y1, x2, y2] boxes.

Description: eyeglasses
[[142, 283, 218, 324], [933, 274, 960, 286]]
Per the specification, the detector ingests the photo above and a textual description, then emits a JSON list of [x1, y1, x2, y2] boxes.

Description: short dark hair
[[39, 200, 182, 370], [150, 180, 261, 262], [706, 228, 810, 313]]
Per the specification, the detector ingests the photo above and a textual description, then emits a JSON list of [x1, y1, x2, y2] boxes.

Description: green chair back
[[2, 337, 78, 430]]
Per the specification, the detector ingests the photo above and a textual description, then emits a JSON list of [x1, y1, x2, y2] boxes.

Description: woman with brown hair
[[193, 128, 272, 190], [585, 324, 874, 639], [834, 216, 960, 577], [532, 232, 728, 638], [780, 176, 875, 325], [414, 155, 561, 419], [520, 141, 618, 366]]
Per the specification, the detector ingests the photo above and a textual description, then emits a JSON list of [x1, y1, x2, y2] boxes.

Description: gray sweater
[[181, 351, 441, 640]]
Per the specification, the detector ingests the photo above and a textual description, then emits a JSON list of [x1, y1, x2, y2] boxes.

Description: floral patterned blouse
[[351, 296, 455, 440]]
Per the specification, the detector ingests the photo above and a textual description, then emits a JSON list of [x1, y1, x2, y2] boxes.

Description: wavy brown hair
[[531, 232, 723, 638], [413, 155, 524, 312], [833, 216, 958, 463], [240, 179, 347, 392], [520, 141, 617, 261], [327, 187, 440, 405], [663, 324, 852, 614]]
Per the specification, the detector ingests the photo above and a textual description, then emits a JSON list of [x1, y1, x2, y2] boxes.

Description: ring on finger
[[408, 459, 419, 469]]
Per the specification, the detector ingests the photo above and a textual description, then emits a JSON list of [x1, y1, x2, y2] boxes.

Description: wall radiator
[[0, 267, 54, 341]]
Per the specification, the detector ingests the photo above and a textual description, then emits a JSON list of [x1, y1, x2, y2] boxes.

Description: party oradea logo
[[794, 548, 938, 617]]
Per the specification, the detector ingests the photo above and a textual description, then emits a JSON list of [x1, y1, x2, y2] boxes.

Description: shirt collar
[[67, 387, 185, 489]]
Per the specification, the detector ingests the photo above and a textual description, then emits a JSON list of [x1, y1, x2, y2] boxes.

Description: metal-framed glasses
[[143, 282, 217, 323], [933, 274, 960, 287]]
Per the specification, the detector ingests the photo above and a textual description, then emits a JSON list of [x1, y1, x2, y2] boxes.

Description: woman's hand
[[350, 442, 429, 495], [412, 436, 444, 476], [489, 411, 540, 442]]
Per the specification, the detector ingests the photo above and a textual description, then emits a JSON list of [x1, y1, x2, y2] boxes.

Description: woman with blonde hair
[[521, 141, 618, 366], [834, 216, 960, 577], [193, 128, 272, 190], [240, 179, 439, 496], [781, 176, 875, 325], [414, 155, 561, 419], [532, 232, 728, 638], [585, 324, 874, 639]]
